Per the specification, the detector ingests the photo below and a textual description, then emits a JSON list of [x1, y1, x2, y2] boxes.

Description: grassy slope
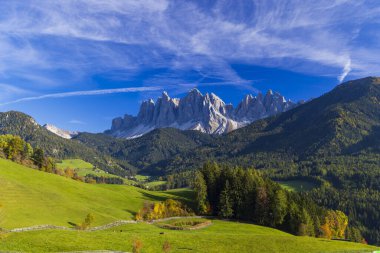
[[56, 159, 125, 179], [0, 158, 192, 229], [0, 221, 378, 253], [0, 158, 378, 252], [56, 159, 94, 170]]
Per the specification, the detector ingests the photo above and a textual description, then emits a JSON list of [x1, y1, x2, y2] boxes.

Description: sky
[[0, 0, 379, 132]]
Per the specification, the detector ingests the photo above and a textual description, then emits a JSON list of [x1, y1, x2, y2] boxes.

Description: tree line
[[193, 162, 361, 242], [0, 134, 54, 171], [0, 134, 123, 185]]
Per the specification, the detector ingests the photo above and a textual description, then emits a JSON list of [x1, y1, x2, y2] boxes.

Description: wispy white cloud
[[0, 83, 32, 101], [0, 86, 162, 106], [338, 58, 352, 83], [0, 0, 379, 97]]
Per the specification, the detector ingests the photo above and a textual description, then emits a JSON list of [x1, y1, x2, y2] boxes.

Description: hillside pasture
[[0, 158, 191, 229], [0, 221, 377, 253]]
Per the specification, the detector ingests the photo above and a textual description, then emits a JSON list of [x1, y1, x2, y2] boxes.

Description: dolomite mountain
[[43, 124, 78, 139], [107, 89, 298, 139]]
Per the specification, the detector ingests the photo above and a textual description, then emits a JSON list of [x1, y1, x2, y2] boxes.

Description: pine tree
[[272, 189, 288, 227], [255, 186, 269, 225], [194, 171, 208, 214], [218, 180, 233, 218], [32, 148, 44, 168]]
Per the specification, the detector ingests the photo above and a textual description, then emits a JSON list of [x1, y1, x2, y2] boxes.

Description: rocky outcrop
[[107, 89, 298, 138], [43, 124, 78, 139]]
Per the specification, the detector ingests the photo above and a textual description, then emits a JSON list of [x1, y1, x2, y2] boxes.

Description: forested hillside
[[0, 111, 128, 176], [193, 162, 362, 242], [74, 77, 380, 244], [2, 77, 380, 244]]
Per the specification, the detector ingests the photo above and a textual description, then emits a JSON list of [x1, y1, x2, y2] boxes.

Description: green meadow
[[56, 159, 94, 171], [277, 179, 319, 192], [0, 158, 378, 253], [0, 158, 191, 229], [0, 221, 378, 253]]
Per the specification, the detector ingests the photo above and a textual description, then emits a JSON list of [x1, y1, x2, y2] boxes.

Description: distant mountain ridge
[[43, 124, 78, 139], [106, 89, 297, 138]]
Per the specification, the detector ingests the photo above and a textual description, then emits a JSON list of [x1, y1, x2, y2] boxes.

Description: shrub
[[132, 238, 143, 253], [162, 240, 171, 253], [77, 213, 95, 230]]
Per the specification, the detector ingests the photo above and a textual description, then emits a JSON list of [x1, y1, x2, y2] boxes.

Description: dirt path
[[4, 216, 209, 233]]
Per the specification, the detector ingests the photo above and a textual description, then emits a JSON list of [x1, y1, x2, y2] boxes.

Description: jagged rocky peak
[[107, 88, 298, 139], [43, 124, 78, 139]]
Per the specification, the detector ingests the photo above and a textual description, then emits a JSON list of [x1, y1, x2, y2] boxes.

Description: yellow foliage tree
[[135, 199, 192, 221], [320, 210, 348, 239]]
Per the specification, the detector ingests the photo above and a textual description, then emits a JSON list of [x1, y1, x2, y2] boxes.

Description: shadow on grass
[[67, 222, 78, 228], [164, 189, 195, 199], [139, 191, 168, 202], [125, 209, 137, 217], [139, 189, 196, 210]]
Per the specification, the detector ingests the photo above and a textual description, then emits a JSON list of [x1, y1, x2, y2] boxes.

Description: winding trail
[[4, 216, 209, 233]]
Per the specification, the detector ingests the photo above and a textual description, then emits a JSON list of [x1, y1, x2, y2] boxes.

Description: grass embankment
[[0, 220, 378, 253], [155, 217, 211, 230], [0, 158, 192, 229]]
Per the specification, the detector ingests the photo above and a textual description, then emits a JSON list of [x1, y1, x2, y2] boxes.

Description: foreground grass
[[0, 221, 377, 253], [0, 158, 192, 229], [0, 158, 378, 252]]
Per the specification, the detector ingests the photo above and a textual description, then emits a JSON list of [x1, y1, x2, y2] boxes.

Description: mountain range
[[1, 77, 380, 243], [73, 76, 380, 244], [73, 77, 380, 175], [106, 89, 297, 138]]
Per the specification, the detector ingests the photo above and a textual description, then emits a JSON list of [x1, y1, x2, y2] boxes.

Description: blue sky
[[0, 0, 379, 132]]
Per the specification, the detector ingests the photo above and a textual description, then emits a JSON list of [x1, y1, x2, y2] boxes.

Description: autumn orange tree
[[320, 210, 348, 239], [77, 213, 95, 230], [135, 199, 192, 221]]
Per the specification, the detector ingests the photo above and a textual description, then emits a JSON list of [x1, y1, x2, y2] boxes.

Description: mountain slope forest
[[74, 77, 380, 244], [1, 77, 380, 244], [0, 111, 135, 176]]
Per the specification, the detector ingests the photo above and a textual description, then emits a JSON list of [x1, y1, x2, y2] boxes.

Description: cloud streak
[[0, 86, 162, 106], [0, 0, 379, 98], [338, 58, 352, 83]]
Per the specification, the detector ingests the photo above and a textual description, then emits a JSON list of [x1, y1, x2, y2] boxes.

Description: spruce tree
[[218, 180, 233, 218]]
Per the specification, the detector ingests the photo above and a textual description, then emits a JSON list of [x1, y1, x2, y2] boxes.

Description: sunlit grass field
[[277, 179, 319, 192], [0, 158, 378, 253], [0, 158, 192, 229], [0, 221, 378, 253]]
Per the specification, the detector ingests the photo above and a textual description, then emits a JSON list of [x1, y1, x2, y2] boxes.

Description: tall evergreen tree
[[271, 189, 288, 227], [218, 180, 233, 218], [32, 148, 44, 168], [194, 171, 208, 214]]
